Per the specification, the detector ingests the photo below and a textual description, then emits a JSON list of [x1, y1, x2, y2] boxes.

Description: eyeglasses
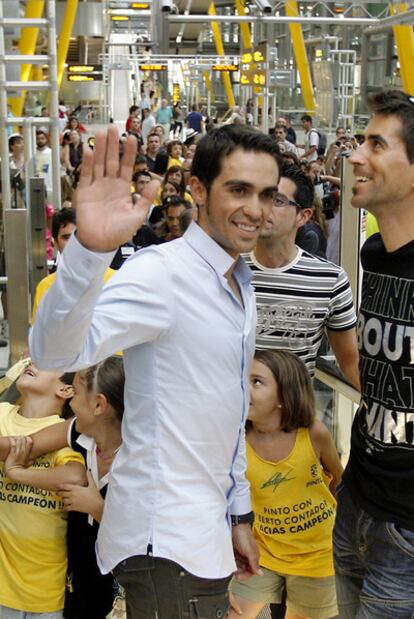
[[273, 192, 301, 209]]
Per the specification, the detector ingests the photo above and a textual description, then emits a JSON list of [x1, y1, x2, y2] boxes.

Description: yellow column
[[285, 1, 316, 112], [203, 70, 215, 102], [57, 0, 79, 89], [208, 3, 235, 108], [234, 0, 251, 50], [390, 3, 414, 95], [8, 0, 45, 117]]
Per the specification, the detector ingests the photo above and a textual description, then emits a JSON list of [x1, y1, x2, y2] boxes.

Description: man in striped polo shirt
[[245, 164, 360, 389]]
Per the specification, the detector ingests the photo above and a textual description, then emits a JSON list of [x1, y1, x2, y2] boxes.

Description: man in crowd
[[145, 132, 161, 172], [186, 104, 204, 134], [30, 124, 282, 619], [35, 129, 52, 195], [125, 105, 139, 132], [245, 164, 359, 389], [273, 123, 298, 156], [155, 99, 172, 141], [164, 196, 193, 240], [300, 114, 319, 162], [333, 88, 414, 618], [141, 107, 156, 142], [278, 114, 296, 145]]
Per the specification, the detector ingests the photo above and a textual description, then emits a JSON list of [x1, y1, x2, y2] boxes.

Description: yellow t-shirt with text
[[0, 404, 85, 612]]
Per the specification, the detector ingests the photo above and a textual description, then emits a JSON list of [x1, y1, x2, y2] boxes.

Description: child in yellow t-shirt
[[0, 365, 85, 617], [229, 350, 343, 619]]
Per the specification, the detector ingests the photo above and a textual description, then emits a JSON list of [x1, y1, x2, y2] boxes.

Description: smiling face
[[191, 148, 279, 258], [248, 360, 281, 423], [349, 113, 414, 212], [16, 364, 68, 398]]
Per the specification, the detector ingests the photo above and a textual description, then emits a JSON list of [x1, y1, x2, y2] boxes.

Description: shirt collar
[[76, 432, 95, 452], [183, 222, 251, 285]]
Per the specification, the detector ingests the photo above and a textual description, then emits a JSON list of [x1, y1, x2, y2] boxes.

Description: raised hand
[[74, 126, 159, 252]]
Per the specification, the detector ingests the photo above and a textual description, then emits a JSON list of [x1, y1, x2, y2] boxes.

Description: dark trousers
[[113, 555, 231, 619]]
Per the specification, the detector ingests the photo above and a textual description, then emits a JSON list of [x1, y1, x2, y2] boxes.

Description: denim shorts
[[0, 606, 63, 619], [334, 483, 414, 619]]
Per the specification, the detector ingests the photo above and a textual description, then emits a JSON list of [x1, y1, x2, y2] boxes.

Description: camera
[[255, 0, 272, 13], [161, 0, 173, 12]]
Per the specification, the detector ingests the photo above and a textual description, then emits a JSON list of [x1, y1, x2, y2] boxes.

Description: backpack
[[311, 129, 327, 156]]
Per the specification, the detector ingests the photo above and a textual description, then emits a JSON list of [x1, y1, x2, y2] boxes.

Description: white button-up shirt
[[30, 223, 255, 578]]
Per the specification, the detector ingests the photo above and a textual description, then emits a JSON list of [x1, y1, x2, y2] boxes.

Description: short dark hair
[[366, 89, 414, 163], [129, 105, 139, 114], [253, 350, 315, 432], [133, 170, 152, 182], [135, 154, 147, 166], [191, 124, 281, 192], [52, 206, 76, 240], [280, 163, 315, 210], [164, 196, 192, 210], [274, 123, 287, 133], [301, 114, 313, 124]]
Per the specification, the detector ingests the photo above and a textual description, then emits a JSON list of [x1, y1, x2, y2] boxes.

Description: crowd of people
[[0, 87, 413, 619]]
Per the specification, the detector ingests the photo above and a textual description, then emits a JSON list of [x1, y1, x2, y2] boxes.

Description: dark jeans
[[333, 483, 414, 618], [113, 555, 231, 619]]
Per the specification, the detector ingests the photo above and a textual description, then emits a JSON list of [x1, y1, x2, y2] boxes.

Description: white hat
[[185, 128, 198, 141]]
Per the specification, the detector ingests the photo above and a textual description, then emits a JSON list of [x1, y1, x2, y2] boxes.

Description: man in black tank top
[[334, 89, 414, 619]]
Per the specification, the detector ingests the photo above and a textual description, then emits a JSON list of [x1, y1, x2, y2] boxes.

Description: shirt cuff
[[230, 494, 252, 517], [63, 231, 116, 272]]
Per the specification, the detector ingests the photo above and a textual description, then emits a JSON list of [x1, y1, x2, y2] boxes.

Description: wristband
[[231, 511, 255, 527]]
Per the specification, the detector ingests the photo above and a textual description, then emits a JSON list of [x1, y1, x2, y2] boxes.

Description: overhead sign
[[139, 64, 168, 71], [172, 83, 180, 103], [68, 65, 102, 73], [240, 44, 268, 88], [240, 48, 254, 86], [212, 64, 238, 72], [68, 75, 96, 82]]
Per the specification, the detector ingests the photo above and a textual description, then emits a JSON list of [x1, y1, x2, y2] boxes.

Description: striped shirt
[[245, 247, 357, 376]]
